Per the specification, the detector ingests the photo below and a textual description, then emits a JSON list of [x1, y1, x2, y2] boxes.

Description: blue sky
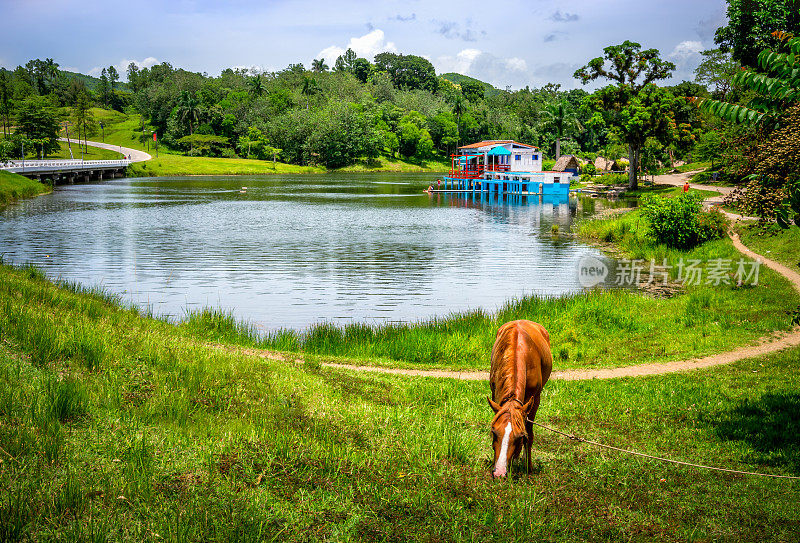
[[0, 0, 728, 89]]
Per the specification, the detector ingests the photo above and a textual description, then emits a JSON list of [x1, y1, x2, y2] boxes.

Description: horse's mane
[[490, 320, 552, 405]]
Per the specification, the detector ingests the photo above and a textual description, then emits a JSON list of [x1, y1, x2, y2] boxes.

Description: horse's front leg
[[525, 419, 533, 473]]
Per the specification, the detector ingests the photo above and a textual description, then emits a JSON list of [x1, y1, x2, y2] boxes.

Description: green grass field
[[0, 261, 798, 541], [0, 170, 50, 206]]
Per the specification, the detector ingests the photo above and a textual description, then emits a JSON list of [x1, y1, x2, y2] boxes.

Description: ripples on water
[[0, 173, 611, 330]]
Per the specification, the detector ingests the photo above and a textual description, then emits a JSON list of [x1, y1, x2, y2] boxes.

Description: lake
[[0, 173, 612, 330]]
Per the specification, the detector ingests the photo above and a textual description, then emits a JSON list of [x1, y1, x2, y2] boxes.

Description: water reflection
[[1, 173, 615, 330]]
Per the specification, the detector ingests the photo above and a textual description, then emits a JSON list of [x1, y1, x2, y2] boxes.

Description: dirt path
[[58, 138, 152, 162], [238, 174, 800, 381]]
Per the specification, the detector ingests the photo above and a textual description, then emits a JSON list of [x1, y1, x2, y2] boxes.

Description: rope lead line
[[529, 420, 800, 481]]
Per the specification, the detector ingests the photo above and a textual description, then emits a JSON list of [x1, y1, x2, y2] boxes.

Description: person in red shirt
[[683, 180, 690, 193]]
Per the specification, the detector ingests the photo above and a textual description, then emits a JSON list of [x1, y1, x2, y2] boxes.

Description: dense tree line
[[3, 0, 796, 183], [0, 47, 714, 169]]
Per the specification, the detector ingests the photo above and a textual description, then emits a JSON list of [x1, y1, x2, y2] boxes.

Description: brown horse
[[488, 320, 552, 477]]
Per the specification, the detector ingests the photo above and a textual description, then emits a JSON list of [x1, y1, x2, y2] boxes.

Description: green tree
[[714, 0, 800, 68], [575, 41, 676, 189], [0, 70, 12, 136], [415, 129, 435, 159], [300, 76, 319, 110], [396, 110, 426, 157], [16, 96, 60, 156], [71, 90, 97, 153], [107, 65, 119, 90], [127, 62, 141, 92], [248, 75, 265, 98], [694, 49, 739, 99], [373, 53, 438, 92], [98, 68, 111, 107], [311, 59, 328, 73], [461, 80, 484, 102], [694, 130, 723, 168], [539, 100, 582, 159], [352, 58, 372, 83], [451, 95, 466, 147], [176, 91, 203, 153]]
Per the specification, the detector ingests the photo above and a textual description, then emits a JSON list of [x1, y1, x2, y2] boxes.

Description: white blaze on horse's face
[[493, 422, 512, 478]]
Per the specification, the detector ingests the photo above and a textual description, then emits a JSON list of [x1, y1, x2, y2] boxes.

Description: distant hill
[[61, 70, 130, 93], [439, 73, 501, 96]]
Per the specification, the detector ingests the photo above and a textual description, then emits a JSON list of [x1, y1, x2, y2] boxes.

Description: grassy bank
[[0, 170, 50, 206], [128, 154, 326, 176], [182, 231, 796, 371], [737, 222, 800, 271], [1, 261, 798, 541]]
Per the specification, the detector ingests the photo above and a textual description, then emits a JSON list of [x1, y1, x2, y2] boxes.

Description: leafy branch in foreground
[[693, 32, 800, 125]]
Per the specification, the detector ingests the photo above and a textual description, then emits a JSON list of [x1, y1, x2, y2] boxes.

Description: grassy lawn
[[1, 262, 798, 541], [48, 141, 123, 160], [736, 222, 800, 271], [335, 156, 450, 173], [128, 154, 326, 176], [0, 170, 50, 206]]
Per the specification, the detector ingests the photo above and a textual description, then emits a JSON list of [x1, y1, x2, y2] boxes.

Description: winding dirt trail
[[240, 172, 800, 381]]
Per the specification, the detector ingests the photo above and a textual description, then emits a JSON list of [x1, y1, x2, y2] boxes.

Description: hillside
[[439, 72, 501, 96], [61, 70, 131, 93]]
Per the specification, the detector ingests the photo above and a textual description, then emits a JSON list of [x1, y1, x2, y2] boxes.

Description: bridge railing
[[0, 159, 132, 173]]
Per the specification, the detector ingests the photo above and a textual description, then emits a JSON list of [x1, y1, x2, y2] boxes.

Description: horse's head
[[487, 397, 534, 478]]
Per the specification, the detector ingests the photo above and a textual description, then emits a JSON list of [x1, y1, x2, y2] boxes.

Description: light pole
[[64, 121, 73, 159]]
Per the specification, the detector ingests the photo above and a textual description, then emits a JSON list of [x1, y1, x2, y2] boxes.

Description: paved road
[[58, 138, 152, 162]]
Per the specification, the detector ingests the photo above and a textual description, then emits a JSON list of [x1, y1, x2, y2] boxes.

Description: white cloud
[[669, 40, 703, 61], [667, 40, 704, 81], [316, 29, 397, 63], [88, 57, 159, 80]]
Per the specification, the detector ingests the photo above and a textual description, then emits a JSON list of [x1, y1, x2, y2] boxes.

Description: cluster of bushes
[[640, 193, 728, 249]]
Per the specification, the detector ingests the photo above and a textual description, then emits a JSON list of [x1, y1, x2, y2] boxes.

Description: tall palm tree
[[452, 95, 466, 148], [311, 58, 328, 73], [176, 91, 202, 153], [248, 75, 265, 98], [300, 76, 318, 110], [539, 100, 582, 160], [44, 58, 59, 92]]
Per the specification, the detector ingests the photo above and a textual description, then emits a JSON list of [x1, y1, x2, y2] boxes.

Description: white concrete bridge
[[0, 139, 151, 184]]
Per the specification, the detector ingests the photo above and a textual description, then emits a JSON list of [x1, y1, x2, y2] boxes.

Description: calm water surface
[[0, 173, 610, 330]]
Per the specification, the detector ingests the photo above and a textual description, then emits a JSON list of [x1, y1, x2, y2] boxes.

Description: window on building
[[515, 154, 521, 160], [532, 154, 538, 160], [553, 177, 560, 183]]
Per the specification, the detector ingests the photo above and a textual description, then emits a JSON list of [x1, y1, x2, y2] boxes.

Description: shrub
[[640, 193, 728, 249], [695, 208, 729, 243], [582, 163, 597, 176]]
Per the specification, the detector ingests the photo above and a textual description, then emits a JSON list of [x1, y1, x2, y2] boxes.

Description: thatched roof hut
[[594, 156, 621, 172], [552, 155, 581, 174]]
